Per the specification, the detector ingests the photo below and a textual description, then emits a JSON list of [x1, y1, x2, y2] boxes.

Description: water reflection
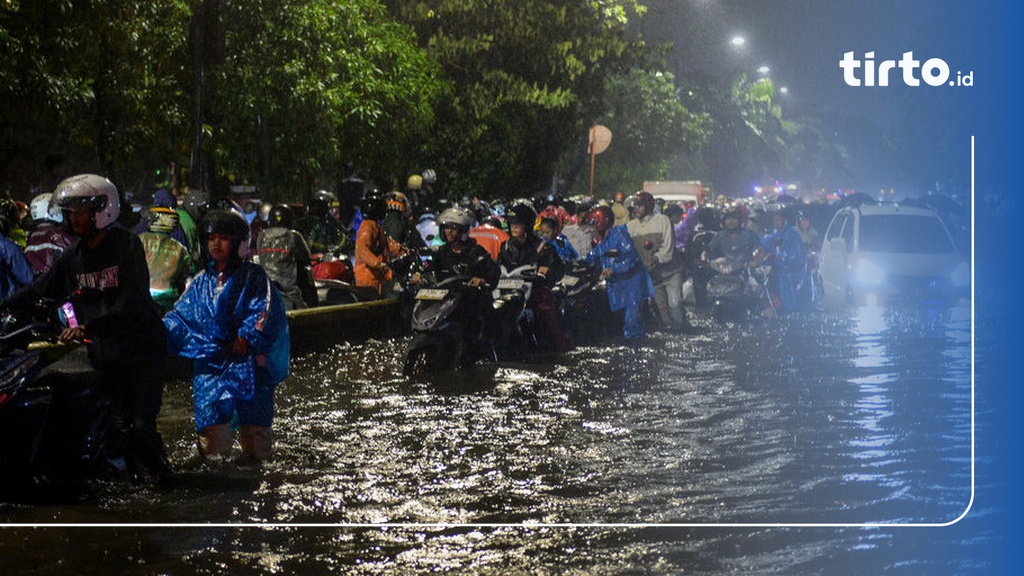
[[0, 303, 980, 574]]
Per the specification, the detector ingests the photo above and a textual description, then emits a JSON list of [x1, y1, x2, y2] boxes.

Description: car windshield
[[859, 214, 955, 254]]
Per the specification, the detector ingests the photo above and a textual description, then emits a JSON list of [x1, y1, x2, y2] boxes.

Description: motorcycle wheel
[[404, 347, 436, 377]]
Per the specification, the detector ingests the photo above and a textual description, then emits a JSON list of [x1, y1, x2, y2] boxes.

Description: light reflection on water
[[0, 303, 984, 574]]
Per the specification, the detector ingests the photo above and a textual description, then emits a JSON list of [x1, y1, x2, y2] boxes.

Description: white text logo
[[840, 51, 973, 87]]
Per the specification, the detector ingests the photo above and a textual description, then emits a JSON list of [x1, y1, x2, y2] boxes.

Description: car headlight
[[855, 259, 885, 286], [951, 262, 970, 287]]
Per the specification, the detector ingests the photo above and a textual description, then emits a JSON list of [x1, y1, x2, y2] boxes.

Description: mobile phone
[[59, 301, 78, 328]]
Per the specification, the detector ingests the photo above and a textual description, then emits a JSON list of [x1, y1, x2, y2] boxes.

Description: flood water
[[0, 301, 991, 574]]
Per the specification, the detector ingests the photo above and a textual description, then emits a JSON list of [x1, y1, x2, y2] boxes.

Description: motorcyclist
[[3, 174, 171, 482], [469, 214, 508, 262], [296, 190, 350, 255], [796, 210, 821, 251], [354, 190, 408, 297], [761, 206, 813, 312], [580, 205, 654, 342], [412, 206, 499, 355], [499, 203, 571, 353], [138, 207, 194, 313], [422, 206, 499, 289], [538, 216, 579, 262], [0, 210, 32, 299], [257, 204, 318, 310], [23, 192, 75, 278], [381, 191, 426, 251], [707, 207, 762, 271], [626, 191, 692, 332]]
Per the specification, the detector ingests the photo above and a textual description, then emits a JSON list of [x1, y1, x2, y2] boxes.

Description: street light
[[757, 65, 771, 76], [730, 36, 746, 48]]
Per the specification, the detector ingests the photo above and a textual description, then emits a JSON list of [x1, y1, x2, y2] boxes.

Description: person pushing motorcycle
[[2, 174, 171, 484]]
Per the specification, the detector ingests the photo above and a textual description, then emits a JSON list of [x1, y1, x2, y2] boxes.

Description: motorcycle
[[0, 300, 120, 497], [491, 264, 540, 361], [707, 252, 774, 322], [686, 226, 718, 307], [313, 249, 429, 306], [403, 271, 493, 376], [554, 259, 613, 345]]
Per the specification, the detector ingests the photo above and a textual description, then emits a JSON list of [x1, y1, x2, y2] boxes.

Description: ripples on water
[[0, 303, 988, 574]]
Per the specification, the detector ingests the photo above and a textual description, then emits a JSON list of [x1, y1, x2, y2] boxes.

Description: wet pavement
[[0, 300, 992, 574]]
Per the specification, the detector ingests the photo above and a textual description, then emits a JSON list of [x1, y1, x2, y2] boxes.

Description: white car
[[819, 203, 969, 306]]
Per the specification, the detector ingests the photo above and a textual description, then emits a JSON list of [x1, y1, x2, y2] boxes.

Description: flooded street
[[0, 301, 989, 574]]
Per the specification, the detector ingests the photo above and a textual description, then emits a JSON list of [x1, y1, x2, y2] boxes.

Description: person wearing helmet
[[416, 212, 442, 247], [413, 206, 500, 356], [499, 203, 571, 353], [796, 210, 820, 251], [580, 205, 655, 342], [761, 205, 813, 312], [164, 209, 290, 462], [427, 206, 498, 289], [611, 191, 629, 226], [0, 206, 33, 298], [469, 211, 508, 262], [257, 204, 318, 310], [538, 216, 579, 262], [134, 189, 196, 261], [246, 200, 272, 257], [4, 174, 171, 482], [707, 207, 762, 272], [626, 191, 692, 333], [405, 174, 425, 215], [381, 191, 425, 251], [296, 190, 349, 255], [354, 190, 408, 297], [24, 192, 76, 277], [138, 207, 194, 313]]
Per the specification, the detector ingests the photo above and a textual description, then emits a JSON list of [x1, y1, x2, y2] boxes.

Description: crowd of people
[[0, 170, 825, 486]]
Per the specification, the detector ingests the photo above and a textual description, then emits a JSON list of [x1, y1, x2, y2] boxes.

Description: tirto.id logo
[[840, 51, 973, 87]]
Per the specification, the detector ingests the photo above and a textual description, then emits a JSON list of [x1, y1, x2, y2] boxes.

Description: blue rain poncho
[[163, 261, 290, 429], [583, 224, 655, 339], [761, 224, 810, 312]]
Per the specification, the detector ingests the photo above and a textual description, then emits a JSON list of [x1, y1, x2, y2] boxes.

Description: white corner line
[[5, 138, 977, 530]]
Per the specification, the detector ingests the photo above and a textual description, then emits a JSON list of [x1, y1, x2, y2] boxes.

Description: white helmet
[[30, 192, 62, 223], [50, 174, 121, 230]]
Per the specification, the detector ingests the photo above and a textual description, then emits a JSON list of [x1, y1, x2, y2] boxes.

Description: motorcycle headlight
[[855, 259, 885, 286]]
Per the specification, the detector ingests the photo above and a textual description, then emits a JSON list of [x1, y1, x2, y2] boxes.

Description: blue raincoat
[[582, 224, 655, 339], [762, 224, 811, 312], [163, 261, 290, 430]]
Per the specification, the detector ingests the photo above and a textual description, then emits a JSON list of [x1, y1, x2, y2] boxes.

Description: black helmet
[[505, 202, 537, 228], [199, 209, 250, 265], [361, 190, 387, 220], [268, 204, 294, 228]]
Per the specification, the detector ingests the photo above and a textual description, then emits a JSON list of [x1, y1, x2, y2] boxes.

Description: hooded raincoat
[[163, 260, 290, 430], [583, 224, 655, 340]]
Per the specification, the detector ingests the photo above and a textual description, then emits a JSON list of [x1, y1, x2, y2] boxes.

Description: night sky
[[641, 0, 980, 196]]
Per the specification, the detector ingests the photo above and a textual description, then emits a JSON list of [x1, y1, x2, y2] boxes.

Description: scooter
[[0, 301, 120, 497], [707, 255, 774, 322], [491, 264, 541, 361], [403, 273, 492, 376], [554, 259, 612, 345]]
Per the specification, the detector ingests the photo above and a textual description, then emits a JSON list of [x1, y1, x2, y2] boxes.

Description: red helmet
[[633, 191, 655, 213], [582, 206, 614, 236]]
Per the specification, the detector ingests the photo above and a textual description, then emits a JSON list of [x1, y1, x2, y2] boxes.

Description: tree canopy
[[1, 0, 785, 206]]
